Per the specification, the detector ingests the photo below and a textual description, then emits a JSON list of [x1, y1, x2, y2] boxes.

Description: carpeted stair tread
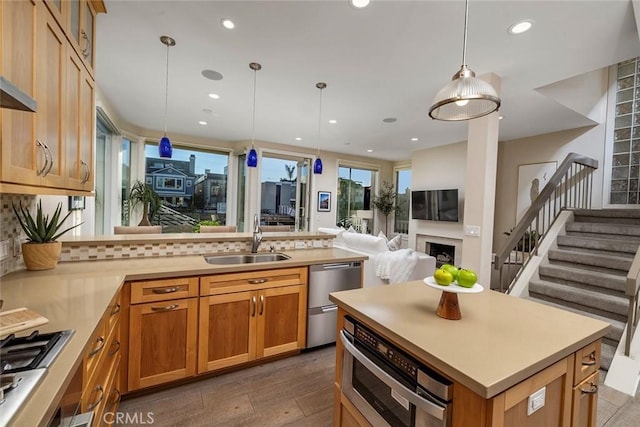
[[548, 249, 632, 272], [572, 208, 640, 220], [565, 222, 640, 237], [528, 279, 628, 317], [538, 264, 626, 293], [524, 297, 624, 342], [556, 235, 639, 256], [565, 231, 640, 243]]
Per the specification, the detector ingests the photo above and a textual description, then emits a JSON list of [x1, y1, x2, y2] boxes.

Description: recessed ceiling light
[[411, 138, 419, 141], [350, 0, 370, 9], [499, 115, 504, 120], [208, 93, 220, 99], [198, 121, 207, 125], [367, 149, 373, 153], [295, 137, 302, 141], [328, 119, 337, 124], [221, 18, 235, 29], [508, 20, 533, 35]]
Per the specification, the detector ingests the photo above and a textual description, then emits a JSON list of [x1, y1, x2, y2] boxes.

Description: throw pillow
[[377, 231, 388, 241], [387, 234, 402, 251]]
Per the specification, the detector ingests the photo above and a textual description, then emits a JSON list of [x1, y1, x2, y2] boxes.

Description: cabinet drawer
[[82, 326, 120, 414], [105, 292, 122, 336], [573, 340, 600, 386], [572, 371, 599, 427], [131, 277, 199, 304], [200, 267, 307, 296]]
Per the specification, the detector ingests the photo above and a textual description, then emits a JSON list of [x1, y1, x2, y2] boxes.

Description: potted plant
[[193, 219, 220, 233], [13, 201, 82, 270], [129, 180, 161, 226], [371, 181, 398, 235]]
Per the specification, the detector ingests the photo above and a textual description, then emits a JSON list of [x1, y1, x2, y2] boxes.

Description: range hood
[[0, 76, 36, 112]]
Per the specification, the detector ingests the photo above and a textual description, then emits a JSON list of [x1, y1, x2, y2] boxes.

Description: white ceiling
[[96, 0, 640, 161]]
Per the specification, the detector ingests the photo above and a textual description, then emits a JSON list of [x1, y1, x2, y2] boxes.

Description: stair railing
[[625, 248, 640, 356], [494, 153, 599, 294]]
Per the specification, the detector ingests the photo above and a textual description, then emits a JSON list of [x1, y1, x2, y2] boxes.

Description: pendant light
[[428, 0, 500, 121], [247, 62, 261, 168], [158, 35, 175, 158], [314, 82, 326, 175]]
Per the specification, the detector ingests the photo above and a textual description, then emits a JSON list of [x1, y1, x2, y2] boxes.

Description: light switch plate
[[0, 240, 10, 261], [464, 225, 481, 237], [527, 387, 546, 416]]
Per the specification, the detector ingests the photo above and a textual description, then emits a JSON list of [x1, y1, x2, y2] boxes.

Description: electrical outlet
[[464, 225, 481, 237], [0, 240, 10, 261], [312, 240, 323, 248], [527, 387, 546, 416], [13, 237, 22, 257], [294, 241, 306, 249]]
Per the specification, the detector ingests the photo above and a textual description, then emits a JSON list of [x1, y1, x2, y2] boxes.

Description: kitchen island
[[329, 281, 610, 427], [0, 247, 366, 427]]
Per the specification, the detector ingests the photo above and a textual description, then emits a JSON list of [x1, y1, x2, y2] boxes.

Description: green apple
[[457, 269, 478, 288], [433, 268, 453, 286], [441, 264, 459, 281]]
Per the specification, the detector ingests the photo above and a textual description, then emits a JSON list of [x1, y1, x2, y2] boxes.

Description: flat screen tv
[[411, 189, 459, 222]]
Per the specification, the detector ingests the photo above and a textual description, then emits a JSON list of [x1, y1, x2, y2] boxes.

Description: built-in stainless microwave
[[340, 316, 453, 427]]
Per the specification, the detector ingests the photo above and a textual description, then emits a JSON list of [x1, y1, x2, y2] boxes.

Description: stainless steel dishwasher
[[307, 261, 362, 348]]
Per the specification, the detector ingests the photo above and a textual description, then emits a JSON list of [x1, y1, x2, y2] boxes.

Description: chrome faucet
[[251, 214, 262, 253]]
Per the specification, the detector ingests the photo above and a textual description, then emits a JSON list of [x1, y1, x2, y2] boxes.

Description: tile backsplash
[[1, 194, 36, 276]]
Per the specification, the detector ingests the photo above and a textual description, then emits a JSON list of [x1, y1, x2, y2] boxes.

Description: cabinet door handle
[[42, 143, 54, 177], [582, 353, 597, 366], [151, 304, 179, 312], [109, 388, 121, 408], [580, 382, 598, 395], [110, 303, 121, 316], [88, 336, 105, 358], [80, 29, 91, 59], [248, 278, 268, 285], [152, 286, 179, 294], [109, 340, 121, 356], [87, 385, 105, 411], [251, 296, 256, 317], [80, 161, 90, 184], [35, 140, 49, 176], [259, 295, 265, 316]]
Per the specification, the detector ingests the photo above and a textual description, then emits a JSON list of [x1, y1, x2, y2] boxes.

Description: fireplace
[[427, 242, 456, 268]]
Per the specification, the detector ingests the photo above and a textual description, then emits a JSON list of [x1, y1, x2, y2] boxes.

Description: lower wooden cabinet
[[128, 297, 198, 391], [572, 371, 599, 427], [198, 284, 307, 374]]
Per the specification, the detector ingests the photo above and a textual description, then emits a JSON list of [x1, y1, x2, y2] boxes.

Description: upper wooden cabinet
[[0, 0, 104, 195]]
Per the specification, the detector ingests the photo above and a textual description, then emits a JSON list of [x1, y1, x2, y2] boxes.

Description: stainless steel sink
[[204, 253, 291, 265]]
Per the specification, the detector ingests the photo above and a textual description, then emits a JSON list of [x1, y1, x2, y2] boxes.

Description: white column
[[461, 73, 501, 287]]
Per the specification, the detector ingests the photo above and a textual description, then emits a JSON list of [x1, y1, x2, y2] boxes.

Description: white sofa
[[319, 228, 436, 288]]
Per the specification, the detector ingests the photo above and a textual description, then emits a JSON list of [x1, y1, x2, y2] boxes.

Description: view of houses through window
[[337, 166, 375, 231], [394, 169, 411, 234], [142, 143, 229, 232], [260, 155, 311, 231]]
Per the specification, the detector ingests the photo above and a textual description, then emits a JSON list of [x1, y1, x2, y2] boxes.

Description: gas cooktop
[[0, 330, 74, 427]]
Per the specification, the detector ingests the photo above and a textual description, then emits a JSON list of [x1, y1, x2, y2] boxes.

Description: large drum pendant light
[[247, 62, 261, 168], [314, 82, 327, 175], [428, 0, 500, 121], [159, 35, 175, 158]]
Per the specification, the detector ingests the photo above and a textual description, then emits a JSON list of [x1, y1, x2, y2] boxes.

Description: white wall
[[408, 141, 467, 252]]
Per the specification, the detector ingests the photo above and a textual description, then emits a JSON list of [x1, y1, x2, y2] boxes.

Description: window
[[260, 154, 311, 231], [337, 166, 376, 228], [394, 169, 411, 233], [144, 143, 229, 231], [610, 58, 640, 204], [121, 138, 132, 226]]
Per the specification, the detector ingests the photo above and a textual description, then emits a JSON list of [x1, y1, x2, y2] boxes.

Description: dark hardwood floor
[[117, 346, 335, 426]]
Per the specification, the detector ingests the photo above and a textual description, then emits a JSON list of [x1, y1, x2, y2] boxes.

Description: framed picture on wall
[[68, 196, 86, 211], [317, 191, 331, 212]]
